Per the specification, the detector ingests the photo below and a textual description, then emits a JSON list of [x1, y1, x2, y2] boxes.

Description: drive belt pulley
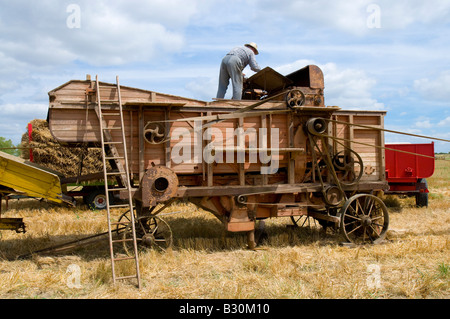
[[305, 118, 351, 207]]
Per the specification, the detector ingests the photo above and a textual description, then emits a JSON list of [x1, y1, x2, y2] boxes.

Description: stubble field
[[0, 160, 448, 299]]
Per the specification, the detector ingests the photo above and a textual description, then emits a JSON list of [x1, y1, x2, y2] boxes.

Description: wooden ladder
[[95, 75, 141, 289]]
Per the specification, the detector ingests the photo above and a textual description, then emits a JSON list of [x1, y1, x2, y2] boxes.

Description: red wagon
[[385, 142, 435, 207]]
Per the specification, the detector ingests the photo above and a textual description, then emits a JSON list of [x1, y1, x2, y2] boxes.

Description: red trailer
[[385, 142, 435, 207]]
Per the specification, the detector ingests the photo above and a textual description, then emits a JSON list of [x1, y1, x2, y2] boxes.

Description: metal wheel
[[116, 210, 134, 234], [340, 194, 389, 244], [332, 150, 364, 186], [143, 122, 166, 144], [285, 89, 305, 108], [122, 215, 173, 254], [415, 179, 428, 207], [290, 215, 316, 229], [85, 189, 114, 210]]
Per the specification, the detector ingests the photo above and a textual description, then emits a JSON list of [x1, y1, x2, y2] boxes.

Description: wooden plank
[[176, 183, 326, 197], [129, 110, 134, 179], [287, 112, 295, 184], [139, 106, 145, 181], [353, 115, 381, 126], [348, 114, 354, 151], [165, 108, 172, 168], [261, 114, 268, 185], [238, 117, 245, 186], [206, 111, 213, 187], [379, 115, 385, 181]]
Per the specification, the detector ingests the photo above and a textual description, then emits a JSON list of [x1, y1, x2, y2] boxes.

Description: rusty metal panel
[[245, 67, 293, 93], [286, 65, 324, 89]]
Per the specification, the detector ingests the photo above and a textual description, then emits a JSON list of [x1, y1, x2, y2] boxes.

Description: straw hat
[[245, 42, 259, 55]]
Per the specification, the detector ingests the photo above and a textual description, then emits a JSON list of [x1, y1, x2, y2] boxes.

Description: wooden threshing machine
[[47, 65, 389, 286]]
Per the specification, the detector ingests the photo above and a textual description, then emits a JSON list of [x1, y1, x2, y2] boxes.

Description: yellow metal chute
[[0, 151, 67, 204]]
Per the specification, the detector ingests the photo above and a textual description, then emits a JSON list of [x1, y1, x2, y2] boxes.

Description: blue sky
[[1, 0, 449, 152]]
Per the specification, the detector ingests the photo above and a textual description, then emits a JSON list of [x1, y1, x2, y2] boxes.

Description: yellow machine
[[0, 151, 72, 233]]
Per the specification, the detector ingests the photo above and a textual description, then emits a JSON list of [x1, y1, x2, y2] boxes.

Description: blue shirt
[[227, 46, 261, 72]]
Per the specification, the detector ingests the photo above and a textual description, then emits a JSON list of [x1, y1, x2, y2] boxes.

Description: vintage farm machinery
[[39, 65, 394, 286]]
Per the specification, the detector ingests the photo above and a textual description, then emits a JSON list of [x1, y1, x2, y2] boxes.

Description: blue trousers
[[216, 54, 244, 100]]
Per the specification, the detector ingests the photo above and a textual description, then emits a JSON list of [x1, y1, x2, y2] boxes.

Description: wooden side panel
[[50, 82, 90, 103], [49, 80, 207, 106], [331, 111, 386, 182], [161, 111, 289, 175], [353, 128, 381, 181], [49, 109, 100, 142]]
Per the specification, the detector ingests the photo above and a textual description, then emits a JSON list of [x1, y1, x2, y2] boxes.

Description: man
[[216, 42, 262, 100]]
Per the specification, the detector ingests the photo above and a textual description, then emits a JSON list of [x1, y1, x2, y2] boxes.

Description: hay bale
[[20, 119, 106, 178]]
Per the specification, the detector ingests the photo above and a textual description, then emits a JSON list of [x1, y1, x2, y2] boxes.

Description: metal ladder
[[95, 75, 141, 288]]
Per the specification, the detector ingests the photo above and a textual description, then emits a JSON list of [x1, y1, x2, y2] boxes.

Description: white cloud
[[414, 70, 450, 101], [0, 103, 48, 119], [438, 116, 450, 127], [0, 103, 48, 143], [321, 63, 384, 110], [274, 60, 384, 110], [185, 77, 218, 101], [274, 60, 316, 75], [0, 1, 200, 67], [380, 0, 450, 28], [414, 120, 433, 129], [254, 0, 450, 35]]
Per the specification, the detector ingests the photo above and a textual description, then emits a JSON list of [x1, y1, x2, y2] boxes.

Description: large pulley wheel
[[332, 150, 364, 186], [340, 194, 389, 245], [121, 215, 173, 255]]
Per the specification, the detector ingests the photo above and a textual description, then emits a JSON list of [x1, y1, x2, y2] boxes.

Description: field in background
[[0, 161, 448, 299]]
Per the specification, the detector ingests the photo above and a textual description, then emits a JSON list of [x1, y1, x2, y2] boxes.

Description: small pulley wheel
[[235, 195, 247, 206], [322, 185, 345, 207], [285, 89, 305, 108], [144, 122, 166, 144], [305, 118, 328, 136]]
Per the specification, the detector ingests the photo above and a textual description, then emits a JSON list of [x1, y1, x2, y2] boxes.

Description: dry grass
[[0, 163, 449, 299]]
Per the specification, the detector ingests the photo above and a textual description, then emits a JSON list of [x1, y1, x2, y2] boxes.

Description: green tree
[[0, 137, 20, 156]]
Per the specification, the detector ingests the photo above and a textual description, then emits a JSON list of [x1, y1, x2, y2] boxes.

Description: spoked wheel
[[290, 215, 317, 229], [122, 215, 173, 255], [340, 194, 389, 245], [116, 210, 134, 234], [285, 89, 305, 108]]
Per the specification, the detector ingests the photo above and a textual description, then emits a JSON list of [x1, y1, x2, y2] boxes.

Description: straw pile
[[20, 119, 105, 177]]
